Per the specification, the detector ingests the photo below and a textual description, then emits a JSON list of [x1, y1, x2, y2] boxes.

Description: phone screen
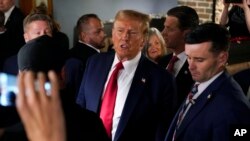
[[0, 73, 18, 106], [0, 72, 51, 107]]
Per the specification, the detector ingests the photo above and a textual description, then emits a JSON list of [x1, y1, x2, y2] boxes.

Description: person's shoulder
[[65, 57, 83, 66], [214, 80, 250, 117], [160, 53, 172, 60], [70, 42, 84, 51], [71, 42, 97, 52], [213, 72, 248, 102], [140, 56, 173, 78], [11, 6, 24, 19], [234, 68, 250, 78], [89, 51, 114, 61], [158, 53, 173, 67]]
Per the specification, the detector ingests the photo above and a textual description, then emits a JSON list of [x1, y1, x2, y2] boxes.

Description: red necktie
[[172, 84, 199, 141], [100, 61, 124, 138], [167, 55, 179, 74]]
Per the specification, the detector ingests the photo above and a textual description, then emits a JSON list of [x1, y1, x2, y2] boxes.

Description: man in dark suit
[[159, 6, 199, 108], [165, 23, 250, 141], [77, 10, 177, 141], [69, 14, 106, 61], [0, 0, 25, 56], [65, 13, 106, 95]]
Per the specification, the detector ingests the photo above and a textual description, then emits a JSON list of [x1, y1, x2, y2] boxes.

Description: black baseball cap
[[18, 35, 67, 73]]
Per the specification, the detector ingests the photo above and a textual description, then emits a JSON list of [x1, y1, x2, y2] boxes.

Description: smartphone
[[0, 72, 51, 107], [225, 0, 242, 3]]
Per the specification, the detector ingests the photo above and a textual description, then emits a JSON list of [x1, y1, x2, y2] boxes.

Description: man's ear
[[79, 32, 87, 41], [218, 51, 229, 66], [139, 37, 146, 50], [183, 29, 191, 38], [23, 33, 28, 43]]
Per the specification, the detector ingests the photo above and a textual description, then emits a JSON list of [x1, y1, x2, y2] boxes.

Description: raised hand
[[16, 71, 66, 141]]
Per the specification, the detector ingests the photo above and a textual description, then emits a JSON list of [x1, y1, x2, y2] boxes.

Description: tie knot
[[191, 84, 199, 94], [188, 84, 199, 101], [171, 55, 179, 62], [167, 55, 179, 73], [115, 61, 124, 71]]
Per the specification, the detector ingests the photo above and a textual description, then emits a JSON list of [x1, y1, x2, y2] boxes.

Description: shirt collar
[[4, 6, 15, 25], [113, 52, 141, 73], [195, 71, 224, 98], [175, 51, 187, 63], [78, 40, 100, 53]]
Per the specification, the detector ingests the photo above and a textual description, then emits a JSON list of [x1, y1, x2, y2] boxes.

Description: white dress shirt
[[172, 52, 187, 77]]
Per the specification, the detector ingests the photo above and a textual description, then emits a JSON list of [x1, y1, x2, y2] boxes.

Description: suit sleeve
[[76, 58, 92, 108]]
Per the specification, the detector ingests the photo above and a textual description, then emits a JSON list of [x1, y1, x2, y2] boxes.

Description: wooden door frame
[[19, 0, 53, 16]]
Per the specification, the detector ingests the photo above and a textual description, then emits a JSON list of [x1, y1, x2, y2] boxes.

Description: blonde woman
[[143, 27, 167, 63]]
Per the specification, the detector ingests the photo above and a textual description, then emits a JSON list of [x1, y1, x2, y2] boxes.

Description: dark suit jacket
[[233, 68, 250, 96], [69, 42, 99, 62], [165, 72, 250, 141], [4, 7, 25, 56], [61, 88, 110, 141], [159, 53, 194, 108], [64, 42, 99, 96], [77, 52, 177, 141], [0, 32, 10, 70]]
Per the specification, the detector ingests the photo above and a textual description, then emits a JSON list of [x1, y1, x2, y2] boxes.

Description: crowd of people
[[0, 0, 250, 141]]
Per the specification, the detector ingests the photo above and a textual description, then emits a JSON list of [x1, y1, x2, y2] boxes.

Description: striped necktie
[[172, 83, 199, 141]]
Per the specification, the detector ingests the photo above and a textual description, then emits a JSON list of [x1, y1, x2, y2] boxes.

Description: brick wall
[[177, 0, 223, 23]]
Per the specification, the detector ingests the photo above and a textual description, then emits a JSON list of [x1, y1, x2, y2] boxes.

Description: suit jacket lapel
[[175, 72, 229, 138], [164, 106, 183, 141], [176, 61, 190, 78], [114, 56, 148, 141]]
